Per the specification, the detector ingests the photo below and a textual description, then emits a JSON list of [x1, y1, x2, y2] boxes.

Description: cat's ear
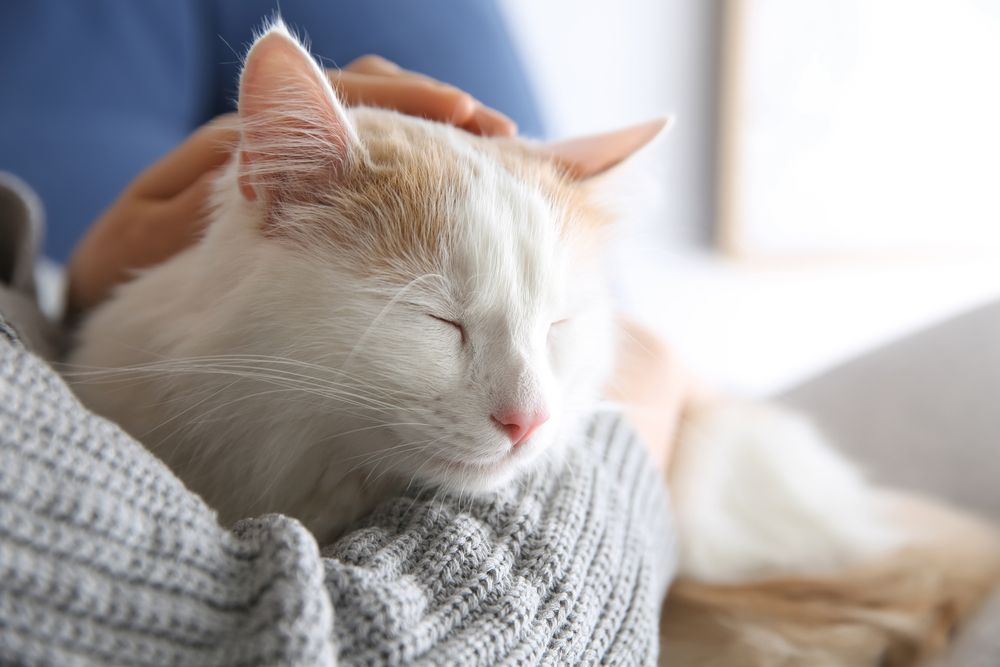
[[539, 117, 671, 181], [237, 22, 359, 202]]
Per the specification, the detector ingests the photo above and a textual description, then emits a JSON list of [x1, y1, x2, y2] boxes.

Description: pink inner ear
[[538, 118, 671, 180], [237, 25, 357, 202]]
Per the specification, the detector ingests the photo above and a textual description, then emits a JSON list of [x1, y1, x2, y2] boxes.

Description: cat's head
[[221, 23, 666, 493]]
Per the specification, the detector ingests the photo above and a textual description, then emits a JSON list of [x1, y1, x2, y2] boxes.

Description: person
[[0, 5, 684, 664], [15, 6, 995, 665]]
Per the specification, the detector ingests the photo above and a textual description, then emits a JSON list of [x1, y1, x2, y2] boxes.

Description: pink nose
[[491, 408, 550, 448]]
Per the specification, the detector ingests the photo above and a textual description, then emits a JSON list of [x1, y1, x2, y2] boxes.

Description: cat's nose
[[491, 408, 550, 448]]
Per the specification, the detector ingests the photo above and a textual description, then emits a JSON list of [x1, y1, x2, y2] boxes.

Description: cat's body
[[71, 104, 617, 541], [69, 23, 1000, 665]]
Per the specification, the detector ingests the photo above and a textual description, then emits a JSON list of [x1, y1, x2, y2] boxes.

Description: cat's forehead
[[340, 109, 580, 300], [450, 159, 566, 315]]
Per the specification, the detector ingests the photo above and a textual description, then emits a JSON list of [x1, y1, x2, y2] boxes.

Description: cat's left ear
[[237, 22, 359, 203], [538, 117, 672, 181]]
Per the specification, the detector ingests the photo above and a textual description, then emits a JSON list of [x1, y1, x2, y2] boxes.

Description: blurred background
[[500, 0, 1000, 395]]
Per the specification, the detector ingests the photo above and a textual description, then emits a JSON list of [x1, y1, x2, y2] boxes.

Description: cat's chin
[[416, 438, 565, 497], [412, 450, 534, 496]]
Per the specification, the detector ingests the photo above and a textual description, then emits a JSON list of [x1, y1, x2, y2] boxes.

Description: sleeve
[[0, 329, 337, 666], [319, 412, 677, 665]]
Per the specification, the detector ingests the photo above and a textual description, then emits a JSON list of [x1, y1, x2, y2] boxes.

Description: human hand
[[329, 55, 516, 137], [66, 56, 517, 319], [607, 319, 700, 475]]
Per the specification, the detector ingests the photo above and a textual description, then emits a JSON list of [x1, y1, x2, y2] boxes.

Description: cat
[[69, 21, 644, 542], [69, 22, 1000, 665]]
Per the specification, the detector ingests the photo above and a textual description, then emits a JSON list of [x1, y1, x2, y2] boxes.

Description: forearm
[[607, 317, 696, 474]]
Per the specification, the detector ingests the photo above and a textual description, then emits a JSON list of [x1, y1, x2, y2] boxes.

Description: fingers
[[462, 105, 518, 137], [121, 169, 217, 276], [331, 70, 476, 122], [127, 55, 517, 200], [67, 168, 219, 316], [330, 57, 517, 137], [127, 116, 240, 200], [343, 54, 402, 76]]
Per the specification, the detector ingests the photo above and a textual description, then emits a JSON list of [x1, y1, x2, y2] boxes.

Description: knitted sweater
[[0, 176, 676, 666]]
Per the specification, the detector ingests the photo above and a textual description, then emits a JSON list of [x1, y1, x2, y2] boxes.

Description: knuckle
[[349, 54, 396, 71]]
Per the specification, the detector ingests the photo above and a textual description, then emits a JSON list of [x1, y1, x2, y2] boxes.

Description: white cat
[[70, 22, 641, 542]]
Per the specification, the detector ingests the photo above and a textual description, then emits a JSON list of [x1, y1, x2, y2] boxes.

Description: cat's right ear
[[237, 22, 359, 203], [539, 117, 671, 181]]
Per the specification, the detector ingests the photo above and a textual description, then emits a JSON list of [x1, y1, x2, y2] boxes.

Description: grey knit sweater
[[0, 176, 676, 666]]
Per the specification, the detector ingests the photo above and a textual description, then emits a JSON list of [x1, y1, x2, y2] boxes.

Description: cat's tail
[[661, 401, 1000, 666]]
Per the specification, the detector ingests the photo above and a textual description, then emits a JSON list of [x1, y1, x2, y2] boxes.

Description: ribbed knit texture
[[0, 317, 675, 666]]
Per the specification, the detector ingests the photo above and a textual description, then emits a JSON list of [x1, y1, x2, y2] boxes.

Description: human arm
[[607, 318, 710, 475]]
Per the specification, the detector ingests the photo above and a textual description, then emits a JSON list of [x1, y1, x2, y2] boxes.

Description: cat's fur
[[70, 23, 621, 542], [69, 23, 1000, 665]]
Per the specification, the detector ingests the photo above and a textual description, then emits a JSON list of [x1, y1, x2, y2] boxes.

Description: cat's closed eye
[[428, 314, 466, 344]]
